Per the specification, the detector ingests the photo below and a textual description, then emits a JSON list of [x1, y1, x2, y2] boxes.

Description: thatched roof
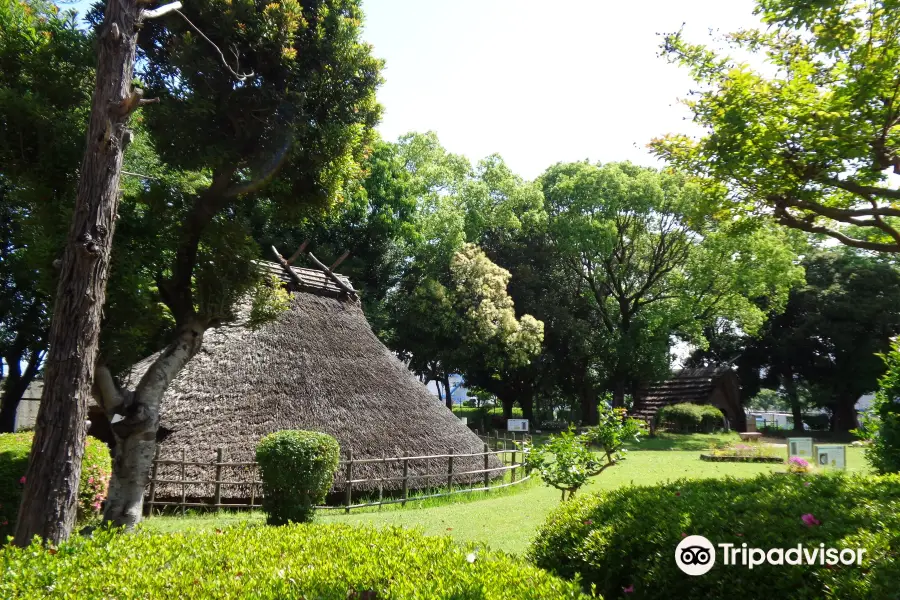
[[128, 261, 500, 500], [631, 367, 736, 423]]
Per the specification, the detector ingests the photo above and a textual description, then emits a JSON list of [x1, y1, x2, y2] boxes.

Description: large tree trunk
[[779, 369, 804, 431], [520, 393, 534, 426], [611, 379, 626, 409], [97, 320, 207, 528], [443, 373, 453, 410], [14, 0, 142, 546], [0, 346, 44, 433], [830, 397, 858, 433], [581, 386, 599, 426]]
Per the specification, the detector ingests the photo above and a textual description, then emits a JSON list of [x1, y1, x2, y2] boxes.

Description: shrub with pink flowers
[[0, 432, 111, 540], [787, 456, 813, 474]]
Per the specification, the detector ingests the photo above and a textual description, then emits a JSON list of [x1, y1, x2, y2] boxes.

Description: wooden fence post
[[401, 451, 409, 507], [214, 448, 223, 511], [483, 443, 490, 489], [147, 445, 159, 518], [378, 451, 385, 510], [344, 449, 354, 514], [447, 449, 454, 492], [180, 449, 186, 517]]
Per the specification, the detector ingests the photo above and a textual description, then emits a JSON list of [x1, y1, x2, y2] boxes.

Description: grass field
[[141, 434, 872, 554]]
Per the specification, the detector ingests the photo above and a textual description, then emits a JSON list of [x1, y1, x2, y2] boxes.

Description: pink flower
[[674, 492, 681, 497], [681, 532, 688, 538], [19, 476, 25, 484], [88, 477, 94, 484], [801, 513, 820, 527], [803, 481, 811, 487], [623, 585, 634, 593], [583, 519, 593, 525]]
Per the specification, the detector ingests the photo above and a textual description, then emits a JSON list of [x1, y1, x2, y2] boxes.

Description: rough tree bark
[[13, 0, 143, 546], [13, 0, 184, 545]]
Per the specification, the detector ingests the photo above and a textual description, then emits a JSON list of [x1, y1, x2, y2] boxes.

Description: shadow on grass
[[625, 432, 740, 451]]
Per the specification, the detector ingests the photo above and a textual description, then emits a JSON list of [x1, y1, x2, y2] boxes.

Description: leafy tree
[[525, 404, 645, 501], [0, 0, 94, 433], [13, 0, 383, 542], [693, 249, 900, 431], [859, 340, 900, 473], [654, 0, 900, 253], [540, 161, 803, 418]]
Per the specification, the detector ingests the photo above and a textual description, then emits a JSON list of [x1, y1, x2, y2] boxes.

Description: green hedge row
[[0, 432, 111, 539], [452, 406, 524, 420], [528, 473, 900, 599], [1, 524, 589, 599], [656, 403, 724, 433]]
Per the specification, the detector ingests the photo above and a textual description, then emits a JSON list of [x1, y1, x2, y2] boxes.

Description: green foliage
[[861, 341, 900, 474], [694, 249, 900, 431], [539, 161, 803, 408], [528, 473, 900, 599], [255, 430, 340, 525], [747, 389, 791, 412], [526, 406, 644, 499], [248, 274, 292, 329], [654, 0, 900, 252], [0, 524, 589, 599], [657, 403, 725, 433], [0, 433, 110, 540], [78, 438, 112, 523]]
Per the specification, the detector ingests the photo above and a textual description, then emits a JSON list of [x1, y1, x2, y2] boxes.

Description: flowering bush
[[529, 473, 900, 599], [0, 433, 111, 539], [78, 440, 112, 522], [525, 405, 644, 500], [787, 456, 813, 474]]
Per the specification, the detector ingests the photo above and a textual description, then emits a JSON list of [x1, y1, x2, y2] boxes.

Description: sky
[[359, 0, 764, 180]]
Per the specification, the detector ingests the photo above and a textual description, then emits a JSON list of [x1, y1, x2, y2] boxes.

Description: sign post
[[815, 445, 846, 470], [507, 419, 529, 433], [787, 437, 814, 460]]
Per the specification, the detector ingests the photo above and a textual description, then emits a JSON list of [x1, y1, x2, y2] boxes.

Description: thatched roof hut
[[631, 367, 745, 431], [127, 260, 501, 500]]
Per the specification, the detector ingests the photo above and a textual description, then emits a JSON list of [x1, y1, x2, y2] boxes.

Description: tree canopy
[[653, 0, 900, 253]]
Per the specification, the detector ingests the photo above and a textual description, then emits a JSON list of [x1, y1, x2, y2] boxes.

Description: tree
[[693, 249, 900, 432], [540, 161, 803, 418], [0, 0, 94, 433], [860, 340, 900, 473], [654, 0, 900, 253], [525, 404, 644, 501], [16, 0, 382, 542]]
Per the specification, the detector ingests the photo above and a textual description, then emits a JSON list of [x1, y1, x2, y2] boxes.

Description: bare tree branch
[[172, 9, 255, 81], [141, 1, 182, 20]]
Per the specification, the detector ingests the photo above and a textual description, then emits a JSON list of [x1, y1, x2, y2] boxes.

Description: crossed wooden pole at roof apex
[[271, 241, 358, 302]]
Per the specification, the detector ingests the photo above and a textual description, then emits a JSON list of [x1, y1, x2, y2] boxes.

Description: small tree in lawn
[[525, 403, 645, 501]]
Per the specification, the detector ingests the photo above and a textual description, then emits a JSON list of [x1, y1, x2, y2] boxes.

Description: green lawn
[[141, 437, 871, 555]]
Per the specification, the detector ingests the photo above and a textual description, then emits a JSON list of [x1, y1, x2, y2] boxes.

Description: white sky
[[360, 0, 763, 179]]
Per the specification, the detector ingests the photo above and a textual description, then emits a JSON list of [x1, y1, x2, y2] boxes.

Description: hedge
[[656, 403, 724, 433], [0, 524, 590, 599], [256, 430, 340, 525], [528, 473, 900, 599], [0, 432, 111, 540]]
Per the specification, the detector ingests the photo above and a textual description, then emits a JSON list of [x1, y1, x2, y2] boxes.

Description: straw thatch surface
[[127, 262, 501, 500], [631, 367, 737, 422]]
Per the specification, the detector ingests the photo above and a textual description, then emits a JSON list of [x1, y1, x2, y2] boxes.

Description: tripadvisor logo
[[675, 535, 866, 576]]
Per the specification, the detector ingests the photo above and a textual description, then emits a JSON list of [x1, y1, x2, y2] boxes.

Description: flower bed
[[699, 453, 784, 463]]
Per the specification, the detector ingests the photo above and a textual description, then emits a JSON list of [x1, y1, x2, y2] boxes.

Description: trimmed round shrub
[[0, 432, 111, 540], [256, 430, 339, 525], [0, 524, 589, 599], [528, 473, 900, 599], [657, 403, 723, 433]]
